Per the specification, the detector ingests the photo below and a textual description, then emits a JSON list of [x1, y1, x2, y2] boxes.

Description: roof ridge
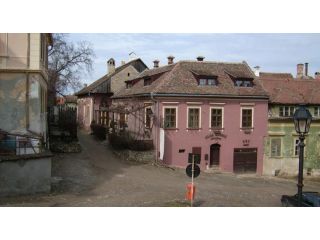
[[260, 71, 292, 74], [179, 60, 245, 65]]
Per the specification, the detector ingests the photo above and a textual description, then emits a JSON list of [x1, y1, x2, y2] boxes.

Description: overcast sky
[[69, 33, 320, 85]]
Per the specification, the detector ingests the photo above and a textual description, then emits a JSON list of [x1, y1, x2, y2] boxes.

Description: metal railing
[[0, 129, 44, 156]]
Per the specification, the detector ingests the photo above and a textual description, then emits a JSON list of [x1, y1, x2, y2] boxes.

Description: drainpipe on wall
[[90, 96, 93, 125], [26, 73, 30, 130], [150, 92, 159, 163]]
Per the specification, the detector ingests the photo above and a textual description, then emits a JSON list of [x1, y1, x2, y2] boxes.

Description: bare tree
[[48, 34, 95, 105]]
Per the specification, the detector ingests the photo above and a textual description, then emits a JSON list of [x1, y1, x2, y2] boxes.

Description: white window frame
[[163, 106, 178, 129], [279, 106, 295, 117], [199, 79, 206, 86], [314, 106, 320, 117], [240, 107, 254, 129], [187, 106, 201, 129], [209, 106, 224, 129], [270, 137, 282, 157]]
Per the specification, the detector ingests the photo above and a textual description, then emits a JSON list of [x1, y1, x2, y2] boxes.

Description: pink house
[[75, 58, 148, 130], [112, 56, 269, 174]]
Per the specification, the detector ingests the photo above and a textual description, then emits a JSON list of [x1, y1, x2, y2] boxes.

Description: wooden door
[[210, 144, 220, 167], [233, 148, 257, 173]]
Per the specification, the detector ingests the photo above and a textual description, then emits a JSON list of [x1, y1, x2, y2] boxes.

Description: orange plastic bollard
[[186, 183, 196, 201]]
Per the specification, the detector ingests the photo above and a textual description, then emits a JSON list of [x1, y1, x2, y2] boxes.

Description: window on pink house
[[145, 107, 152, 129], [241, 108, 253, 128], [164, 108, 176, 129], [211, 108, 223, 128], [188, 108, 200, 129], [119, 113, 127, 128]]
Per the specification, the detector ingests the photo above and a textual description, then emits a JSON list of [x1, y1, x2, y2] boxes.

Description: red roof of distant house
[[259, 72, 320, 104]]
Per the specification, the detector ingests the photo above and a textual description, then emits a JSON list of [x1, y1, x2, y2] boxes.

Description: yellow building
[[0, 33, 52, 147]]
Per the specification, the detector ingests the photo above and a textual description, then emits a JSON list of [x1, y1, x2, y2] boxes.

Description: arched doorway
[[210, 144, 220, 167]]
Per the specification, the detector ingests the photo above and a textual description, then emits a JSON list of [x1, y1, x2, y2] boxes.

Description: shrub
[[109, 132, 131, 149], [109, 130, 154, 151], [90, 122, 107, 140], [128, 140, 154, 151]]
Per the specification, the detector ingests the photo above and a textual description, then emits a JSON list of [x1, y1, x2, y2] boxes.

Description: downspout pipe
[[150, 92, 159, 163]]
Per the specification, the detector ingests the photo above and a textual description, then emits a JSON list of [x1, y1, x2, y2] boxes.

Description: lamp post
[[293, 106, 312, 207]]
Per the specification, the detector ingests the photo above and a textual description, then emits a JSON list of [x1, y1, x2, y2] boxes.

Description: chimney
[[167, 55, 174, 65], [107, 58, 116, 74], [84, 84, 87, 88], [305, 63, 309, 77], [253, 66, 260, 77], [197, 56, 205, 62], [121, 60, 126, 66], [296, 63, 304, 78], [153, 59, 159, 68], [315, 72, 320, 80]]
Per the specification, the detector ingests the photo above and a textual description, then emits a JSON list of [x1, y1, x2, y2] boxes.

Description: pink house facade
[[112, 57, 269, 174], [75, 58, 148, 130]]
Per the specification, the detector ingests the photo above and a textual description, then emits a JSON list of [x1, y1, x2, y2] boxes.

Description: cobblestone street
[[1, 130, 320, 207]]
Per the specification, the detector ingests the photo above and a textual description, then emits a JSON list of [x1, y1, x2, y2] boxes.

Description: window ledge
[[210, 128, 224, 131], [186, 128, 202, 130], [164, 128, 179, 131], [240, 128, 254, 134]]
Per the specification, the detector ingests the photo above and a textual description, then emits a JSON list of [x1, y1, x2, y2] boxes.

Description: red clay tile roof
[[259, 72, 293, 79], [259, 73, 320, 104], [114, 60, 268, 99], [65, 95, 77, 103]]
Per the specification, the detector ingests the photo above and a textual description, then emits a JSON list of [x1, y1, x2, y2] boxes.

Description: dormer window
[[144, 77, 152, 86], [234, 79, 253, 87], [198, 77, 218, 86]]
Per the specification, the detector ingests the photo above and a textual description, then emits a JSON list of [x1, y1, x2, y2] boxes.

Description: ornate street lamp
[[293, 106, 312, 206]]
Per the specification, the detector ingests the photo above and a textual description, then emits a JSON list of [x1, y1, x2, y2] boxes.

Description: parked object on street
[[186, 183, 195, 201], [281, 192, 320, 207]]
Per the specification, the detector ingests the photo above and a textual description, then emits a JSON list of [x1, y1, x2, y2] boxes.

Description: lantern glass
[[293, 106, 312, 135], [298, 119, 307, 134]]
